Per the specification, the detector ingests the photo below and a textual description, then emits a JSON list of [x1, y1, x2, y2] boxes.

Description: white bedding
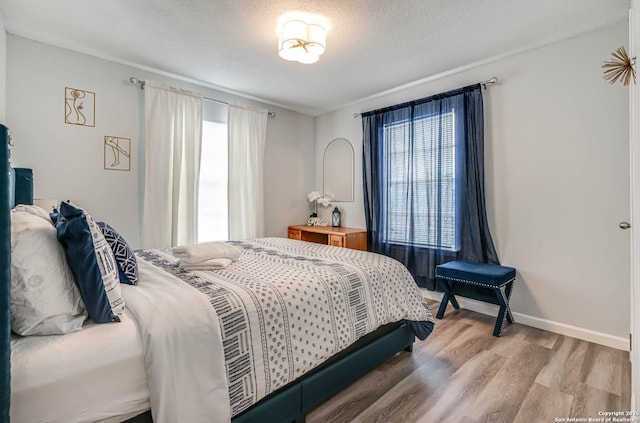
[[138, 238, 434, 416], [9, 238, 432, 422], [10, 259, 230, 423], [125, 259, 230, 423], [10, 309, 149, 423]]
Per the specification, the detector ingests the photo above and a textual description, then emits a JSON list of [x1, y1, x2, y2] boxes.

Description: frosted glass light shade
[[305, 24, 326, 56], [278, 18, 326, 64]]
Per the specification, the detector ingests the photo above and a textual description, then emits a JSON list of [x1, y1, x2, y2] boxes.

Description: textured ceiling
[[0, 0, 630, 116]]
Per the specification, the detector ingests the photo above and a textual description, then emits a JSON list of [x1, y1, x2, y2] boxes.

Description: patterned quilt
[[137, 237, 434, 416]]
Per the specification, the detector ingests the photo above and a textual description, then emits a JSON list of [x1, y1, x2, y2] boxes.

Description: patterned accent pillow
[[54, 201, 124, 323], [97, 222, 138, 285]]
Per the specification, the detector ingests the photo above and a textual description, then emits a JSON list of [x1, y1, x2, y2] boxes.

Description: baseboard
[[421, 289, 629, 351]]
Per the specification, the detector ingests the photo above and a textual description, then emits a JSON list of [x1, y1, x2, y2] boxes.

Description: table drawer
[[329, 234, 344, 247], [287, 225, 367, 251], [288, 228, 301, 240]]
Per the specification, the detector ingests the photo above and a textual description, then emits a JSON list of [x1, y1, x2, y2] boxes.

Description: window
[[363, 84, 496, 290], [198, 120, 228, 242], [383, 111, 456, 249]]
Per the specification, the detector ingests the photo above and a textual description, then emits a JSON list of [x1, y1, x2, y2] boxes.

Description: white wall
[[316, 23, 631, 346], [315, 112, 365, 227], [6, 35, 315, 248]]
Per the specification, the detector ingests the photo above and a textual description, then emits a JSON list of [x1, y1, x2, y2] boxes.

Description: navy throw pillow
[[97, 222, 138, 285], [54, 201, 124, 323]]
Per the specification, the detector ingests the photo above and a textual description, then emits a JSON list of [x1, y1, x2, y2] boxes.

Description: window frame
[[381, 109, 458, 251]]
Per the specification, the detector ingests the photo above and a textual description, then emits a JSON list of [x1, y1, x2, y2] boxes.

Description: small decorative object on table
[[332, 207, 341, 227], [307, 191, 332, 225], [307, 217, 328, 226]]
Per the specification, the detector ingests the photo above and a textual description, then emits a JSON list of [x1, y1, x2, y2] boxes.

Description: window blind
[[383, 111, 456, 249]]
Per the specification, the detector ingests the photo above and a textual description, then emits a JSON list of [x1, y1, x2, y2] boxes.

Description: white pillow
[[13, 204, 53, 224], [10, 210, 87, 336]]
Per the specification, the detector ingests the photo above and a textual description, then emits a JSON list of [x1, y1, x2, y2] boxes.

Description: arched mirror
[[323, 138, 354, 202]]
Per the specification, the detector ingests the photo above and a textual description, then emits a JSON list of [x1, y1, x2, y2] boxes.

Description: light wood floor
[[308, 299, 631, 423]]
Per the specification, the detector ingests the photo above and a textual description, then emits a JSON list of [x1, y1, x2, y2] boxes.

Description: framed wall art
[[104, 136, 131, 171], [64, 87, 95, 127]]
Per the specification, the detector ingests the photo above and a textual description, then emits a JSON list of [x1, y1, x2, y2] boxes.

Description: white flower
[[307, 191, 321, 202], [307, 191, 332, 210], [317, 197, 332, 207]]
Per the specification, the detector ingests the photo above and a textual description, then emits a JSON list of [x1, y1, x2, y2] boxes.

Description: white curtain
[[142, 80, 203, 248], [227, 104, 268, 239]]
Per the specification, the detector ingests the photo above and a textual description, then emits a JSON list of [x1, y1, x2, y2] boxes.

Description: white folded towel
[[172, 242, 242, 262], [178, 257, 234, 270]]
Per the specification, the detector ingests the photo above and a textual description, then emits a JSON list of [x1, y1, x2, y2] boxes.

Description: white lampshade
[[277, 17, 327, 64], [305, 24, 326, 56], [296, 53, 319, 64]]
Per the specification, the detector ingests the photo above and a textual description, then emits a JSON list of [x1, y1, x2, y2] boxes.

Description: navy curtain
[[362, 84, 498, 290]]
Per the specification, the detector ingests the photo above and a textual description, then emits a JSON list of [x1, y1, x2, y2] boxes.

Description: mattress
[[10, 308, 149, 423], [137, 238, 434, 417], [9, 238, 434, 422]]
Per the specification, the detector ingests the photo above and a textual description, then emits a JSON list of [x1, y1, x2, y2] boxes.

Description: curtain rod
[[352, 76, 498, 118], [129, 77, 276, 118]]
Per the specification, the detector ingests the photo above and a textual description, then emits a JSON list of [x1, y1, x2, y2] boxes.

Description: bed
[[0, 124, 435, 423]]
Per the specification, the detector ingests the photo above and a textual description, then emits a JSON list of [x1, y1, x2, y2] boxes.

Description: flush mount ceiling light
[[277, 12, 329, 64]]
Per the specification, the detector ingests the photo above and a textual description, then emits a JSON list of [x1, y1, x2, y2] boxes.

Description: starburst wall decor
[[602, 46, 636, 86]]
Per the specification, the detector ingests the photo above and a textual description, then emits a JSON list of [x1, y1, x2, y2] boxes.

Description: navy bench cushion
[[436, 260, 515, 287]]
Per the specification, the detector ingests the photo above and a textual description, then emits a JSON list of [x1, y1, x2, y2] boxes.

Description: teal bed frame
[[0, 123, 417, 423], [1, 125, 11, 423], [127, 321, 414, 423]]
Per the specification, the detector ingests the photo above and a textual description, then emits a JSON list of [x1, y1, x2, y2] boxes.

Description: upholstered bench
[[435, 260, 516, 337]]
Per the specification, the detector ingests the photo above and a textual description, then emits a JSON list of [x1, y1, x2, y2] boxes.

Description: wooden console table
[[288, 225, 367, 251]]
